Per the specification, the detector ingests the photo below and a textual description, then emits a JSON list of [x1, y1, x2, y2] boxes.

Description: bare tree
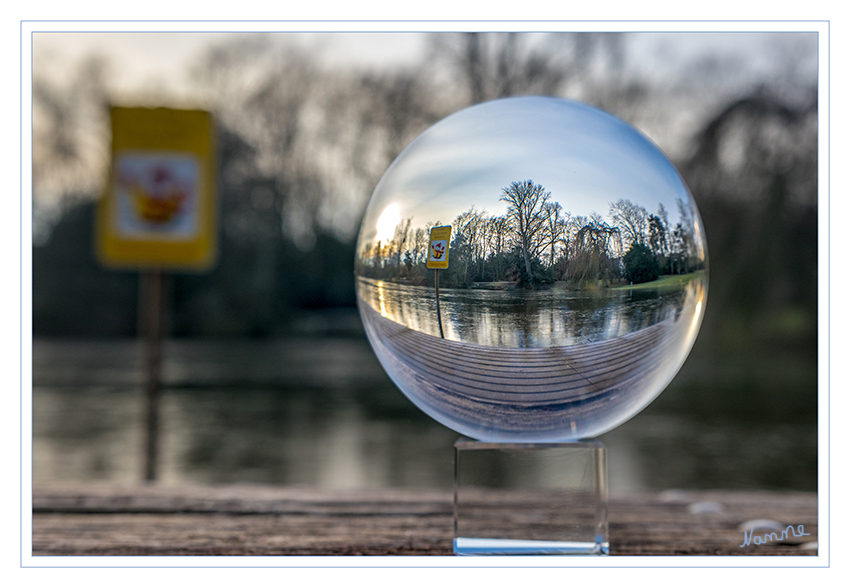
[[541, 201, 569, 268], [427, 32, 574, 106], [448, 207, 488, 283], [356, 70, 440, 165], [192, 35, 443, 249], [485, 215, 511, 280], [389, 218, 412, 271], [608, 198, 649, 248], [32, 53, 114, 241], [411, 227, 428, 265], [454, 208, 489, 264], [500, 180, 552, 281]]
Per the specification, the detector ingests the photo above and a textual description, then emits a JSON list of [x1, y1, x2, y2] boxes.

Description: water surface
[[31, 335, 816, 493]]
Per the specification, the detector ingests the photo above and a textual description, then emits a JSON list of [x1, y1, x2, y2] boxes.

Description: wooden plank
[[31, 484, 818, 557], [361, 302, 689, 436], [363, 300, 682, 401]]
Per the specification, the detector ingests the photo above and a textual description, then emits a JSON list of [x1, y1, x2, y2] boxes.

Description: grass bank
[[613, 270, 706, 291]]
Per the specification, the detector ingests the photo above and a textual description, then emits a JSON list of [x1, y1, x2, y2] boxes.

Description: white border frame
[[19, 20, 830, 572]]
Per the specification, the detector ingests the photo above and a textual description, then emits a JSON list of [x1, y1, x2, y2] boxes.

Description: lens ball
[[355, 97, 708, 442]]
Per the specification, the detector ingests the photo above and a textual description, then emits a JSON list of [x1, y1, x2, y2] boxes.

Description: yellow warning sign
[[96, 106, 217, 271], [427, 226, 452, 270]]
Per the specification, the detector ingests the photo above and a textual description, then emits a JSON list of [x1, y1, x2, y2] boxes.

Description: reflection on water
[[34, 386, 459, 488], [32, 338, 457, 488], [31, 336, 816, 493], [356, 276, 707, 441], [357, 277, 695, 347]]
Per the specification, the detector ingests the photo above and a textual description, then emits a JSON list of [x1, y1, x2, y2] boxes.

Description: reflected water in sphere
[[355, 97, 708, 442]]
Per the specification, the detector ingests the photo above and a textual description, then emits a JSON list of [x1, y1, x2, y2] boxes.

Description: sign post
[[141, 269, 164, 482], [426, 226, 451, 339], [97, 106, 217, 482]]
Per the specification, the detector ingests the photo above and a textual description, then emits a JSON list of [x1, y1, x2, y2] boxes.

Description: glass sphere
[[355, 96, 708, 442]]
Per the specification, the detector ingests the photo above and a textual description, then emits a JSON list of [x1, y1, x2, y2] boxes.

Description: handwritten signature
[[740, 524, 810, 547]]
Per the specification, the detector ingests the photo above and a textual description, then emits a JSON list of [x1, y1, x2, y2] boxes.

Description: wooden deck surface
[[32, 484, 818, 557], [360, 299, 691, 439]]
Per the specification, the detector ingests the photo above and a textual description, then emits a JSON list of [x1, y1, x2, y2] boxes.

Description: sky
[[359, 96, 697, 251], [31, 30, 818, 101], [28, 28, 820, 214], [29, 29, 820, 188], [31, 32, 430, 101]]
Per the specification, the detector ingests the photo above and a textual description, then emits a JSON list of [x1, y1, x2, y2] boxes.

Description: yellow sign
[[96, 106, 217, 270], [427, 226, 452, 269]]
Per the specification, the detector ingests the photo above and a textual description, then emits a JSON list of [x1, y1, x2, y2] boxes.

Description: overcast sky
[[31, 30, 818, 101], [28, 27, 821, 235]]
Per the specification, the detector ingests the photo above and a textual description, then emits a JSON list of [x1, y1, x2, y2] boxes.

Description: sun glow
[[375, 204, 401, 245]]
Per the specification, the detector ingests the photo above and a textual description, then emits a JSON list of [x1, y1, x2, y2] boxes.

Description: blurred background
[[31, 31, 818, 494]]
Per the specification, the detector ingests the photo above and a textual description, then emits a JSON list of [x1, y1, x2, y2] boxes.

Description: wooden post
[[142, 270, 165, 482], [435, 268, 444, 339]]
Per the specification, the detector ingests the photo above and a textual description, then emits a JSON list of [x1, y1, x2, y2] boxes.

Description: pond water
[[355, 277, 698, 348], [30, 332, 817, 494]]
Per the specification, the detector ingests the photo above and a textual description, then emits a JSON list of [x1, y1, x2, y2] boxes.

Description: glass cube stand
[[453, 439, 608, 555]]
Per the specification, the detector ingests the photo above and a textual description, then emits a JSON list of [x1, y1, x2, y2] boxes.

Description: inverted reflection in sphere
[[355, 97, 708, 442]]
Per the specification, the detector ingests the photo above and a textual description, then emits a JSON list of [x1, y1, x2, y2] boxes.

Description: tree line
[[32, 32, 815, 340], [357, 180, 703, 289]]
